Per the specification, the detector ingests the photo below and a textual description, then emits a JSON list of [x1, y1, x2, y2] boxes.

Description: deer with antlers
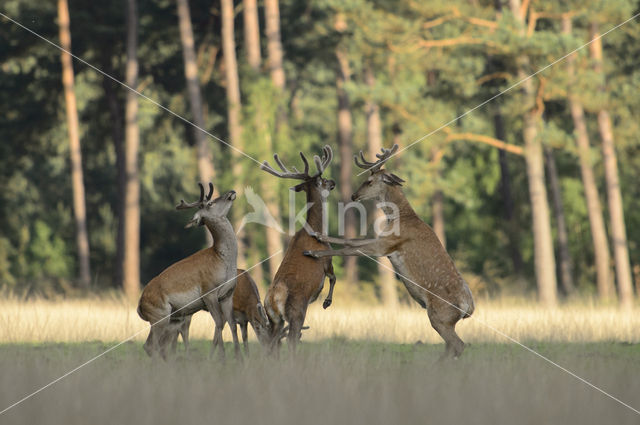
[[137, 183, 242, 359], [260, 145, 336, 353], [304, 145, 475, 358]]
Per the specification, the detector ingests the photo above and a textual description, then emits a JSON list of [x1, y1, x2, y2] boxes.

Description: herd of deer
[[137, 144, 475, 360]]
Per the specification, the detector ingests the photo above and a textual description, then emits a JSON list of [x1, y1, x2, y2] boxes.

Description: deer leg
[[286, 311, 306, 355], [240, 322, 249, 354], [323, 264, 337, 309], [204, 297, 226, 360], [221, 297, 242, 360], [311, 232, 383, 247], [179, 315, 192, 353], [304, 243, 389, 259], [428, 309, 465, 360]]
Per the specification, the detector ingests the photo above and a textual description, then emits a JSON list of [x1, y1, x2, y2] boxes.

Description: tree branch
[[445, 131, 524, 155]]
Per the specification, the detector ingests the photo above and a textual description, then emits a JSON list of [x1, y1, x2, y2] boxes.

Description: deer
[[304, 145, 475, 359], [170, 269, 271, 354], [260, 145, 337, 353], [137, 182, 242, 360]]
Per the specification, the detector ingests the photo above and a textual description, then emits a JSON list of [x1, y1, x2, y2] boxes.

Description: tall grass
[[0, 297, 638, 344]]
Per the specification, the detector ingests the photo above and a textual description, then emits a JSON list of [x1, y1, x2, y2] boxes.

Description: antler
[[311, 145, 333, 177], [261, 145, 334, 180], [354, 144, 399, 172], [176, 182, 209, 209], [260, 151, 311, 180]]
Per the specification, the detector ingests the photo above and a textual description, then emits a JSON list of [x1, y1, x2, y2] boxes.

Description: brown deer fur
[[172, 269, 270, 354], [260, 146, 337, 353], [137, 186, 241, 359], [305, 146, 474, 358]]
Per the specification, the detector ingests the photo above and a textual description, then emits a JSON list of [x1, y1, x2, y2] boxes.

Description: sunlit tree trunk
[[335, 30, 358, 285], [244, 0, 284, 278], [264, 0, 286, 92], [365, 66, 397, 307], [221, 0, 247, 268], [544, 147, 574, 295], [563, 16, 612, 300], [589, 22, 634, 309], [176, 0, 216, 247], [511, 0, 557, 306], [243, 0, 261, 70], [121, 0, 141, 300], [57, 0, 91, 289]]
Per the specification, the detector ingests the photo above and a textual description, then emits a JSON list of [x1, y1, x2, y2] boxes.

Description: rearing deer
[[260, 145, 336, 353], [137, 183, 241, 359], [304, 145, 474, 358]]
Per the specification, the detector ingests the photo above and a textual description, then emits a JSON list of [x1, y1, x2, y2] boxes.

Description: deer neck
[[382, 187, 418, 222], [205, 218, 238, 263], [305, 189, 326, 232]]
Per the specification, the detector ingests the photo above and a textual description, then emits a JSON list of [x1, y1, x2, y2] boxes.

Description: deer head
[[260, 145, 336, 198], [351, 144, 405, 202], [176, 182, 237, 228]]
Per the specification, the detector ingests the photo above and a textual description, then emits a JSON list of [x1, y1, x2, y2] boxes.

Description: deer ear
[[291, 182, 306, 192], [382, 173, 403, 186]]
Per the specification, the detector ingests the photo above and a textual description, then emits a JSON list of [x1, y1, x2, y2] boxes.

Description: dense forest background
[[1, 0, 639, 308]]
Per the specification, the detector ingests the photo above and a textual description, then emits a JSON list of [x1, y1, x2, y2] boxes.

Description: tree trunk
[[176, 0, 216, 247], [365, 66, 397, 307], [221, 0, 247, 269], [589, 22, 634, 309], [243, 0, 261, 70], [336, 43, 358, 285], [264, 0, 285, 91], [122, 0, 141, 300], [57, 0, 91, 289], [563, 16, 613, 300], [544, 147, 574, 295], [494, 109, 524, 277], [102, 75, 126, 289], [243, 0, 284, 277], [511, 0, 557, 306]]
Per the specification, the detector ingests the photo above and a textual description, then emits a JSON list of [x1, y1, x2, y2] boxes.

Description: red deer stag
[[304, 145, 474, 358], [260, 146, 336, 353], [137, 183, 241, 359]]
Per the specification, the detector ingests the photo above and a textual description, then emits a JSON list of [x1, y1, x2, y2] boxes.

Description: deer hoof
[[323, 299, 332, 309]]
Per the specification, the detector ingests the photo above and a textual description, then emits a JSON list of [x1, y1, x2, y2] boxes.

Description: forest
[[1, 0, 640, 308]]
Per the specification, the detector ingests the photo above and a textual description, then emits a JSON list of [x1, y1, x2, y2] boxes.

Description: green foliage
[[1, 0, 639, 299]]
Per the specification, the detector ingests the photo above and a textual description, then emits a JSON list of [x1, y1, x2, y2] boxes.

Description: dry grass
[[0, 296, 638, 344]]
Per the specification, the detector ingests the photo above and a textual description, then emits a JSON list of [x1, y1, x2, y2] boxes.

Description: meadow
[[0, 298, 639, 425]]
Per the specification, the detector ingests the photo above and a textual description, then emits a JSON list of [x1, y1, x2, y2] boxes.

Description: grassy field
[[1, 297, 639, 344], [0, 298, 639, 424], [0, 340, 639, 425]]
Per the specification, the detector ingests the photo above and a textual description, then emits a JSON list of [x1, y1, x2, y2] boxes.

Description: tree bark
[[57, 0, 91, 289], [336, 44, 358, 285], [243, 0, 284, 278], [264, 0, 285, 91], [176, 0, 216, 247], [511, 0, 557, 306], [177, 0, 216, 185], [563, 16, 613, 300], [589, 22, 634, 309], [494, 109, 524, 277], [544, 147, 574, 295], [243, 0, 261, 70], [221, 0, 248, 268], [122, 0, 141, 300], [102, 74, 126, 289], [365, 66, 397, 307]]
